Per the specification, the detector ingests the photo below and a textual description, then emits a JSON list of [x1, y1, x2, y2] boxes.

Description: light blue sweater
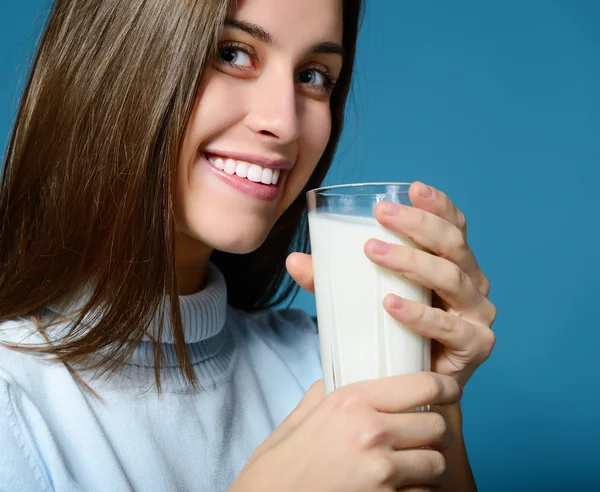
[[0, 264, 323, 491]]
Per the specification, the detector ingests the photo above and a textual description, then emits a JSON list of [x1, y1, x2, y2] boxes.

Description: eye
[[217, 43, 254, 69], [296, 68, 336, 93], [298, 69, 325, 86]]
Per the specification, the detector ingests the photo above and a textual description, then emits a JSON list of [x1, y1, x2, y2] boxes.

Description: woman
[[0, 0, 496, 490]]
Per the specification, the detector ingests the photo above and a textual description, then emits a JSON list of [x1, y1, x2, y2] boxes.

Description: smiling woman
[[0, 0, 357, 384], [0, 0, 483, 491], [176, 1, 348, 295]]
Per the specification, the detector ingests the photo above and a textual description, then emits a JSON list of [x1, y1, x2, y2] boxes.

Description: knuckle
[[412, 303, 428, 326], [483, 330, 496, 358], [354, 416, 388, 450], [428, 451, 447, 480], [439, 308, 456, 335], [327, 387, 362, 414], [445, 263, 466, 292], [456, 210, 467, 232], [480, 273, 491, 296], [421, 373, 444, 401], [488, 302, 498, 325], [441, 227, 468, 259], [473, 329, 496, 364], [366, 453, 395, 484], [415, 208, 427, 227], [429, 413, 449, 444], [404, 245, 420, 267]]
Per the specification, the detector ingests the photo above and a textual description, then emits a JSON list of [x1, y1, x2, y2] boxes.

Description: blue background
[[2, 1, 599, 490]]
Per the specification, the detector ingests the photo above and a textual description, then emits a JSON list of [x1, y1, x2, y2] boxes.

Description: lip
[[200, 152, 281, 202], [203, 148, 294, 170]]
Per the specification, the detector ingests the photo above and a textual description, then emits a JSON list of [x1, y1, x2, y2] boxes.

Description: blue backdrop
[[2, 1, 599, 490]]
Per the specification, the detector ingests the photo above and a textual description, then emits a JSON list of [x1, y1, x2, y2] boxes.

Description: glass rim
[[307, 182, 412, 197]]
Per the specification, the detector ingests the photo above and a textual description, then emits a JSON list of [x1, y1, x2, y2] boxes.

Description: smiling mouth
[[203, 153, 281, 186]]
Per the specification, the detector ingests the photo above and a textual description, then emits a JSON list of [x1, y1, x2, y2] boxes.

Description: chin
[[210, 233, 269, 255], [189, 217, 273, 255]]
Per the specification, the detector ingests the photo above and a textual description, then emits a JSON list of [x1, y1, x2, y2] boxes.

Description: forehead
[[230, 0, 344, 46]]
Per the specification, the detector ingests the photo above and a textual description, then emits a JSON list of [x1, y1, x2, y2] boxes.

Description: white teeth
[[261, 168, 273, 185], [206, 153, 282, 186], [214, 157, 225, 170], [224, 158, 236, 175], [235, 161, 248, 178], [247, 164, 263, 183], [271, 169, 280, 185]]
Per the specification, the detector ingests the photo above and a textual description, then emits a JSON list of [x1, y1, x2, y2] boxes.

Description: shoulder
[[0, 356, 54, 490], [0, 320, 82, 490], [0, 317, 39, 344], [236, 307, 318, 347], [0, 318, 53, 393]]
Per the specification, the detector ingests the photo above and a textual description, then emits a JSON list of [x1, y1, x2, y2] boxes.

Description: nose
[[245, 65, 300, 143]]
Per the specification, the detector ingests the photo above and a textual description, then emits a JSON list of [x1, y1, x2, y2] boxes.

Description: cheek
[[302, 100, 333, 159], [175, 71, 247, 218], [297, 102, 332, 184], [277, 103, 332, 215], [183, 70, 247, 151]]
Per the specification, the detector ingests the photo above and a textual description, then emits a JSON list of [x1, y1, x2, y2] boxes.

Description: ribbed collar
[[142, 262, 228, 345], [46, 263, 236, 388], [127, 262, 235, 378]]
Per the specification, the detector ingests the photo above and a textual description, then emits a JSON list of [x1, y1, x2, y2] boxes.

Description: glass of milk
[[307, 183, 431, 396]]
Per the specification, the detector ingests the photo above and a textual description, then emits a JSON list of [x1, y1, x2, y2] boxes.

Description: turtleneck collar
[[46, 263, 236, 388], [142, 262, 228, 345]]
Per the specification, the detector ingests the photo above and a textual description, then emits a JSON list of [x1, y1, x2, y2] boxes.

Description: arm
[[437, 403, 477, 492]]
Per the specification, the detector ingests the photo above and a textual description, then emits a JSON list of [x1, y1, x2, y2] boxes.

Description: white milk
[[308, 212, 431, 395]]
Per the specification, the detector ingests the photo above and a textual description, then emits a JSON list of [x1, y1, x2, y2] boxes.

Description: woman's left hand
[[287, 181, 497, 388]]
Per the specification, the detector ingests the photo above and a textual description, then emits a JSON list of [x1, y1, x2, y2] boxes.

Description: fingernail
[[391, 295, 404, 310], [379, 201, 398, 216], [418, 183, 433, 198], [370, 239, 391, 255]]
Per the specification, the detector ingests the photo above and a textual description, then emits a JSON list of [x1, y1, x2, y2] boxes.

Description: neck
[[174, 231, 214, 295]]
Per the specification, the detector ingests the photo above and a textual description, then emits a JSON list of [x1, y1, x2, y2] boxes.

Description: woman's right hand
[[229, 372, 463, 492]]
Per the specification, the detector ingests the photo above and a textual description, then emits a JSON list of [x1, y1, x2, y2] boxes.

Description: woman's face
[[175, 0, 344, 260]]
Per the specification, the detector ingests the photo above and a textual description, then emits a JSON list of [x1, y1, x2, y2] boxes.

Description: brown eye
[[296, 68, 336, 93], [218, 44, 253, 68]]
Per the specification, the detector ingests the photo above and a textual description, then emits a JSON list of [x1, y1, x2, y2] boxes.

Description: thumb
[[248, 380, 325, 463], [286, 252, 315, 294]]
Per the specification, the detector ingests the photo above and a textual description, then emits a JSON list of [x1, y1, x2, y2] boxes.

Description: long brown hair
[[0, 0, 364, 388]]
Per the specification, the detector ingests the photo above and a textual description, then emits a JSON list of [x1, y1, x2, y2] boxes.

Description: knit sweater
[[0, 264, 322, 491]]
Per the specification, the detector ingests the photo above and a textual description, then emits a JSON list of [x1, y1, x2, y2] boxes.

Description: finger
[[285, 252, 315, 293], [390, 449, 447, 488], [409, 182, 467, 237], [378, 411, 453, 451], [384, 295, 497, 369], [249, 380, 324, 463], [374, 201, 490, 296], [341, 372, 462, 414], [364, 240, 493, 319]]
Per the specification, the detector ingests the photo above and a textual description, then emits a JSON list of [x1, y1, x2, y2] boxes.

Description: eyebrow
[[224, 18, 346, 59]]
